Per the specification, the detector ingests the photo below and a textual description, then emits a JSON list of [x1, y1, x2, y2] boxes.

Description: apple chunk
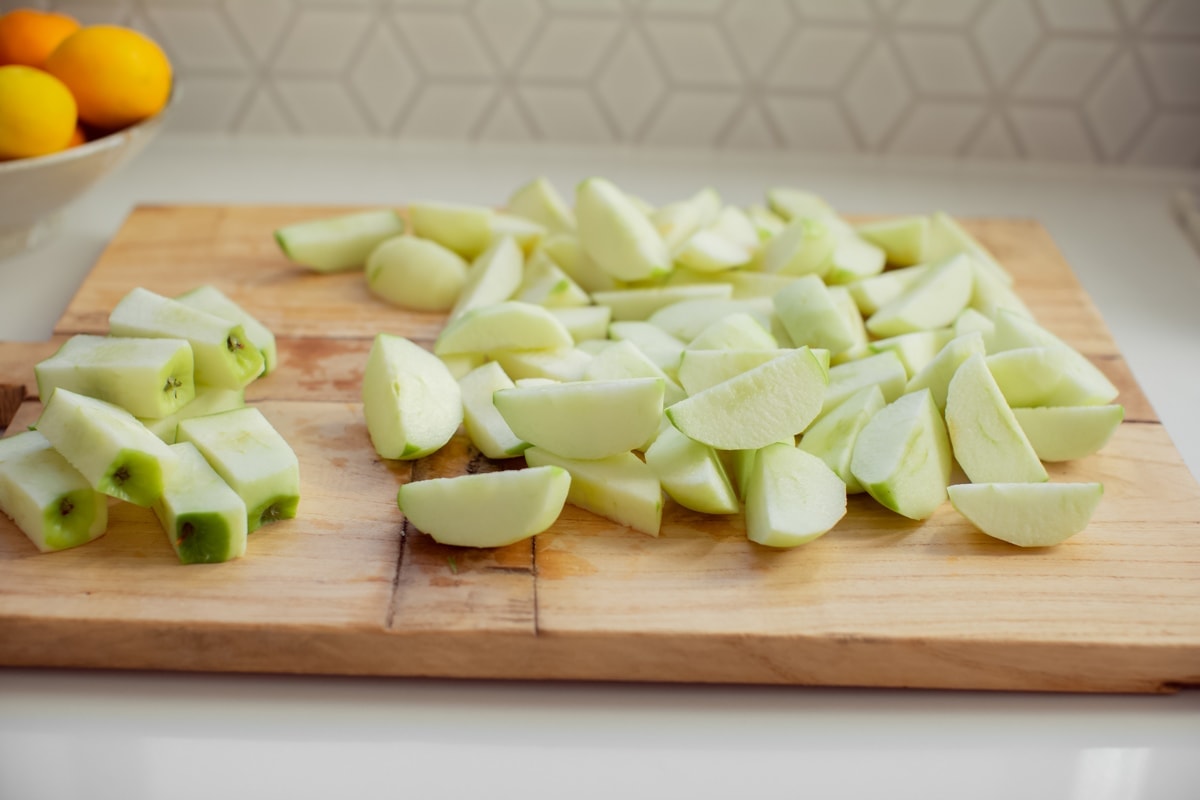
[[1011, 405, 1124, 462], [362, 334, 462, 460], [850, 389, 952, 520], [0, 431, 107, 553], [524, 447, 662, 536], [494, 378, 664, 460], [575, 177, 672, 281], [398, 465, 570, 548], [666, 347, 827, 451], [948, 482, 1103, 547], [745, 444, 847, 548]]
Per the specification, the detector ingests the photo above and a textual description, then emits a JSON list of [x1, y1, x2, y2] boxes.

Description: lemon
[[0, 65, 77, 159]]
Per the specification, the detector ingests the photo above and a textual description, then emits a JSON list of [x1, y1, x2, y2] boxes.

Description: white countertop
[[2, 136, 1199, 799]]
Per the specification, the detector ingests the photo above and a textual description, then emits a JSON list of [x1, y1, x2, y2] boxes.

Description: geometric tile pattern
[[16, 0, 1200, 168]]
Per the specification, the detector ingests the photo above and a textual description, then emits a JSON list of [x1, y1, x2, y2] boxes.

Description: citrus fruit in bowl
[[0, 11, 173, 259]]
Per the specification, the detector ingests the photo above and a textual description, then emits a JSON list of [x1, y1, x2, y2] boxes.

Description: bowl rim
[[0, 90, 174, 176]]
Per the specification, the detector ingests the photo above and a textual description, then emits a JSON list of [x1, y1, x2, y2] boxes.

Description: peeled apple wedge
[[274, 208, 405, 273], [524, 447, 662, 536], [850, 389, 952, 520], [506, 176, 576, 235], [458, 362, 527, 459], [447, 235, 523, 323], [398, 466, 570, 548], [798, 384, 886, 494], [434, 301, 573, 357], [494, 378, 665, 460], [362, 333, 462, 460], [745, 443, 847, 548], [366, 235, 469, 313], [865, 253, 974, 337], [945, 353, 1047, 484], [948, 482, 1103, 547], [575, 177, 672, 281], [666, 347, 827, 451], [0, 431, 108, 553], [591, 284, 732, 322], [1011, 405, 1124, 462], [407, 201, 495, 260], [644, 424, 739, 515], [855, 215, 930, 267]]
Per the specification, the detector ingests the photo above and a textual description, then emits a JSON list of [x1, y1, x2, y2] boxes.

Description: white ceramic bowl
[[0, 97, 172, 259]]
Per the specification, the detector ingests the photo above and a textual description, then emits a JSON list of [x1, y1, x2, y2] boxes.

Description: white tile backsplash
[[12, 0, 1197, 169]]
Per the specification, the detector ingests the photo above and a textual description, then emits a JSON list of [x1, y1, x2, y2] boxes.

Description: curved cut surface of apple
[[948, 482, 1103, 547]]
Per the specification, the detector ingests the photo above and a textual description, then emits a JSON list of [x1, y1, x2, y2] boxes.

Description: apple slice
[[666, 347, 826, 450], [945, 353, 1048, 484], [687, 311, 777, 351], [652, 187, 722, 252], [824, 236, 887, 285], [868, 328, 953, 379], [953, 307, 996, 346], [583, 341, 686, 406], [447, 235, 523, 322], [846, 263, 930, 316], [576, 177, 672, 281], [990, 311, 1119, 406], [274, 208, 405, 273], [514, 249, 590, 308], [549, 306, 611, 343], [489, 213, 546, 255], [139, 386, 246, 444], [493, 347, 593, 382], [153, 442, 248, 564], [408, 201, 494, 260], [524, 447, 662, 536], [761, 217, 836, 277], [109, 288, 264, 390], [0, 431, 107, 553], [798, 384, 886, 494], [774, 274, 858, 355], [176, 406, 300, 532], [968, 256, 1032, 319], [820, 350, 907, 420], [675, 229, 752, 272], [362, 333, 462, 460], [745, 443, 847, 548], [35, 334, 195, 419], [746, 203, 786, 239], [948, 482, 1103, 547], [865, 253, 974, 337], [926, 211, 1013, 287], [439, 353, 485, 380], [644, 424, 738, 514], [647, 297, 774, 342], [434, 301, 573, 357], [507, 176, 576, 234], [855, 215, 929, 267], [36, 388, 175, 507], [850, 389, 952, 520], [1011, 405, 1124, 462], [708, 205, 760, 251], [904, 331, 986, 411], [766, 188, 836, 221], [398, 465, 570, 548], [608, 321, 686, 373], [494, 377, 664, 460], [676, 348, 789, 396], [458, 362, 527, 459], [591, 284, 732, 322], [537, 233, 621, 294], [366, 235, 469, 313], [176, 285, 278, 375]]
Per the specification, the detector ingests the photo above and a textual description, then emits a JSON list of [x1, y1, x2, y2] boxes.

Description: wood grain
[[1, 205, 1198, 692]]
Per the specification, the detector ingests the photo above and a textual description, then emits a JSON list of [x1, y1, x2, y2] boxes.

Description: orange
[[0, 64, 77, 159], [0, 8, 80, 68], [44, 24, 171, 131]]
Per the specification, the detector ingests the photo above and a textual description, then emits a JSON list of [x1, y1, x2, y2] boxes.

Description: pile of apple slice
[[0, 286, 299, 564], [276, 178, 1120, 550]]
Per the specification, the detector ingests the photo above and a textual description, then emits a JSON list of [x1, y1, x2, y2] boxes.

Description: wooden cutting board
[[1, 204, 1197, 693]]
